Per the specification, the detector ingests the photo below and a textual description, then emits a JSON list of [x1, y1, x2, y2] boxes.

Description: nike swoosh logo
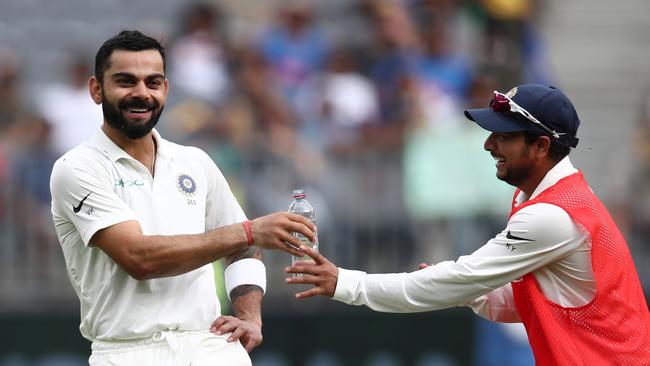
[[72, 192, 92, 213], [506, 230, 534, 242]]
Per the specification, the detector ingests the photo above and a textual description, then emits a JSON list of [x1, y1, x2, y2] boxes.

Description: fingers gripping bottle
[[288, 189, 318, 271]]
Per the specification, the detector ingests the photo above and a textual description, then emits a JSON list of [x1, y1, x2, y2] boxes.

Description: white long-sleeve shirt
[[332, 157, 595, 322]]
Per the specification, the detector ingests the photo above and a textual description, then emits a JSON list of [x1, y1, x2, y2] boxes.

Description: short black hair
[[94, 30, 165, 82], [523, 131, 570, 162]]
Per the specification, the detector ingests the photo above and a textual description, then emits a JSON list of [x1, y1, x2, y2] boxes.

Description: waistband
[[91, 329, 211, 353]]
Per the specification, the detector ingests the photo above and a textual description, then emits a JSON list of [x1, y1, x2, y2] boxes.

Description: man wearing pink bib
[[287, 84, 650, 365]]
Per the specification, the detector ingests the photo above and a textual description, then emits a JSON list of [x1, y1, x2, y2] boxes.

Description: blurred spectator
[[410, 0, 483, 60], [227, 47, 298, 156], [625, 85, 650, 296], [167, 2, 231, 104], [477, 0, 552, 86], [411, 0, 481, 97], [259, 3, 329, 105], [321, 49, 380, 135], [35, 53, 102, 155], [365, 0, 421, 126], [0, 142, 8, 220], [0, 48, 23, 133], [7, 114, 59, 269], [294, 47, 380, 153], [0, 49, 25, 239], [414, 22, 473, 106]]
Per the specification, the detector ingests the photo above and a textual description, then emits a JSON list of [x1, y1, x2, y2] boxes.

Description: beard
[[496, 146, 533, 187], [499, 164, 534, 187], [102, 91, 164, 139]]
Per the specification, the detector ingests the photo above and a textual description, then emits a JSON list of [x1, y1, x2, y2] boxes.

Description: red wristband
[[242, 220, 254, 246]]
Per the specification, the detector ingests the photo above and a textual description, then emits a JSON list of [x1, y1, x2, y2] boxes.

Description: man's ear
[[89, 76, 102, 105], [536, 136, 552, 158]]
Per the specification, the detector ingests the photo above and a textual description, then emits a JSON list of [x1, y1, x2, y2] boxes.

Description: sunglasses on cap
[[490, 91, 564, 139]]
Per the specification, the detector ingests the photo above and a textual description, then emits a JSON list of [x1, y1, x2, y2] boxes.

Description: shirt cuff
[[224, 258, 266, 300], [332, 267, 365, 304]]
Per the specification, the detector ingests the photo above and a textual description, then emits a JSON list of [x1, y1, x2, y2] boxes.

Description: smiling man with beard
[[49, 30, 315, 366], [99, 79, 162, 140], [286, 84, 650, 365]]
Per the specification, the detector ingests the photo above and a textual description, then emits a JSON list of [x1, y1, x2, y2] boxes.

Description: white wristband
[[224, 258, 267, 300]]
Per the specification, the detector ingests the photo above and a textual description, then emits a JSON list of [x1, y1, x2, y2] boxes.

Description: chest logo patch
[[176, 174, 197, 197]]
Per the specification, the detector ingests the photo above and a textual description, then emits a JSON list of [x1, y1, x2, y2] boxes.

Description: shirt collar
[[151, 129, 173, 160], [90, 128, 171, 162], [515, 156, 578, 206]]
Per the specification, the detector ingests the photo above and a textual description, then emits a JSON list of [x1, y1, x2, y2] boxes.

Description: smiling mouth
[[123, 107, 152, 120], [126, 107, 150, 113], [493, 155, 505, 167], [120, 98, 156, 117]]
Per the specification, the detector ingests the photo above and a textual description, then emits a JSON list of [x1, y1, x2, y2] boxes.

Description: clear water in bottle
[[288, 189, 318, 274]]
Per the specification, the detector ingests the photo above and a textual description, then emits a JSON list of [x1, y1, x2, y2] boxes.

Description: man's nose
[[484, 132, 496, 151], [130, 81, 150, 98]]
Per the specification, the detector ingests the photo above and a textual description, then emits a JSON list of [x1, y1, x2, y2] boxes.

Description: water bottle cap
[[292, 189, 306, 199]]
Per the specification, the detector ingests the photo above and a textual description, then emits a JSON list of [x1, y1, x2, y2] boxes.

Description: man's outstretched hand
[[285, 245, 338, 299]]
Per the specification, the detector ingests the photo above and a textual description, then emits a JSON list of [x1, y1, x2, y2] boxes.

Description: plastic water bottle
[[288, 189, 318, 272]]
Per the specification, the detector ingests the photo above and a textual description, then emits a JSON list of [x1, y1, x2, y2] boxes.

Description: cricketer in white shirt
[[49, 30, 316, 366], [50, 128, 266, 341]]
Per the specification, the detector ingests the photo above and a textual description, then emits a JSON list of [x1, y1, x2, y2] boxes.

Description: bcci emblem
[[506, 87, 518, 99], [176, 174, 197, 197]]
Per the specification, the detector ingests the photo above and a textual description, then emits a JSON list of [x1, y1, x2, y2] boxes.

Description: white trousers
[[89, 330, 252, 366]]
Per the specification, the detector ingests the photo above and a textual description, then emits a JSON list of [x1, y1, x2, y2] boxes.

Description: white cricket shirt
[[50, 129, 246, 341], [333, 157, 596, 322]]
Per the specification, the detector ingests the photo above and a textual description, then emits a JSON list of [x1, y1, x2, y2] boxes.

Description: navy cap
[[464, 84, 580, 148]]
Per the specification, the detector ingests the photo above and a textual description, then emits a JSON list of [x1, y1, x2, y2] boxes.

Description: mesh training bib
[[510, 172, 650, 365]]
